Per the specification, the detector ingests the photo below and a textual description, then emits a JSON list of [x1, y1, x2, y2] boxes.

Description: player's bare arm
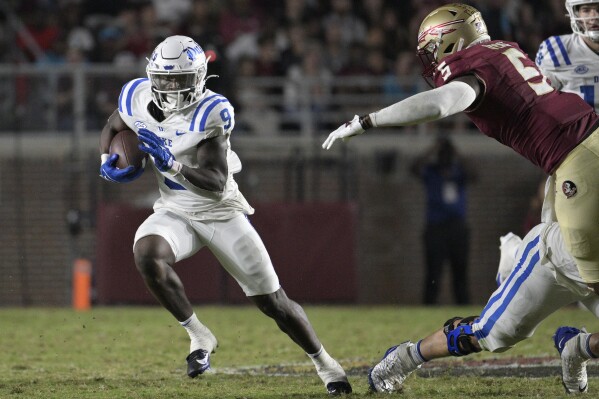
[[100, 109, 129, 154], [135, 127, 230, 195], [180, 135, 228, 192]]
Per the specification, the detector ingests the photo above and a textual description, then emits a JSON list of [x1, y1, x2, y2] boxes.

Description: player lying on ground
[[368, 221, 599, 394], [99, 35, 351, 395]]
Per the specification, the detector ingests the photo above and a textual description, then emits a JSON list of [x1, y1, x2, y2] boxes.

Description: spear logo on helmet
[[418, 20, 464, 45]]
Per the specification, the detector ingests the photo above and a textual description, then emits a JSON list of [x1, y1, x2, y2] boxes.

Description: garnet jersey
[[536, 34, 599, 112], [118, 78, 253, 220], [433, 40, 599, 174]]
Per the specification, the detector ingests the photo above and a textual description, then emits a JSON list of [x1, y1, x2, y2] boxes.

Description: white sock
[[578, 333, 597, 359], [180, 313, 217, 354], [307, 346, 347, 384], [307, 345, 325, 362], [410, 340, 427, 365]]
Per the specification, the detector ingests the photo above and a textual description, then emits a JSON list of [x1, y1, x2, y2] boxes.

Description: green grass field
[[1, 305, 597, 398]]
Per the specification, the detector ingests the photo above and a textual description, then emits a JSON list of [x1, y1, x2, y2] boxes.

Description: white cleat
[[315, 357, 352, 395], [368, 341, 422, 393], [554, 326, 589, 394]]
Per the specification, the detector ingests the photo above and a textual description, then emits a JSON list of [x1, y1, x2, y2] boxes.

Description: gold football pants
[[554, 128, 599, 283]]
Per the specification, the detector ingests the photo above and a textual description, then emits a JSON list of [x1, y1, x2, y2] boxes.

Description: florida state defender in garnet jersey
[[323, 3, 599, 394], [323, 3, 599, 288], [432, 40, 599, 174]]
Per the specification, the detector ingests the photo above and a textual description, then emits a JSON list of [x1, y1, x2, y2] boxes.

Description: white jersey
[[536, 34, 599, 111], [118, 78, 253, 220]]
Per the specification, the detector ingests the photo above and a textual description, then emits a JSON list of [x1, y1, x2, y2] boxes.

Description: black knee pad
[[443, 316, 481, 356]]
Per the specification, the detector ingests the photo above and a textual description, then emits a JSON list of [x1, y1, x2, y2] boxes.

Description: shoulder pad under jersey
[[117, 78, 151, 119], [536, 35, 573, 70], [187, 92, 235, 138]]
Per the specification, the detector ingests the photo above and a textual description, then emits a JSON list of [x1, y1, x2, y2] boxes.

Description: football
[[109, 129, 147, 169]]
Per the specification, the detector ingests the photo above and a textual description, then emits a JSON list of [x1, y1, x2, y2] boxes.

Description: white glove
[[496, 232, 522, 286], [322, 115, 365, 150]]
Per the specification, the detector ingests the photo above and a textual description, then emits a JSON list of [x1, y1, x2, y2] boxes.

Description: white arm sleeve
[[370, 80, 477, 127]]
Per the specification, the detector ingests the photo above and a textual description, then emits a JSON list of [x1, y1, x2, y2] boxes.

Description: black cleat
[[186, 349, 211, 378], [326, 380, 352, 396]]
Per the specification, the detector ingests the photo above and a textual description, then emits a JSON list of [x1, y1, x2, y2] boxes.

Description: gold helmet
[[417, 3, 490, 83]]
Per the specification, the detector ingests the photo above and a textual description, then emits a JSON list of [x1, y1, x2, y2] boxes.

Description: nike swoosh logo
[[175, 130, 187, 136], [196, 358, 208, 365], [558, 337, 566, 349]]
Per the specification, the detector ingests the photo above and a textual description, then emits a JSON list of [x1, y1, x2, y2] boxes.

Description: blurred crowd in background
[[3, 0, 573, 70], [0, 0, 574, 133]]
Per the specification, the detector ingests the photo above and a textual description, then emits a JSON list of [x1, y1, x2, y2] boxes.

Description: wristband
[[101, 153, 109, 164], [359, 114, 373, 130], [167, 160, 183, 176]]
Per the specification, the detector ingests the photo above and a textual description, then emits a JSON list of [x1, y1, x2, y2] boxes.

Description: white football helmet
[[146, 35, 208, 112], [566, 0, 599, 42]]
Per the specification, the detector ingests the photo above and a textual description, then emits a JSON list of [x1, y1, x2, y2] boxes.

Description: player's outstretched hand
[[138, 128, 175, 172], [99, 153, 143, 183], [322, 115, 365, 150]]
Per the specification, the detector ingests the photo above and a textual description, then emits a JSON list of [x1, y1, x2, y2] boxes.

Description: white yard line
[[210, 357, 599, 378]]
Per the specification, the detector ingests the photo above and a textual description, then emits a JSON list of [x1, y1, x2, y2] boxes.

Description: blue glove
[[99, 154, 144, 183], [138, 128, 175, 172]]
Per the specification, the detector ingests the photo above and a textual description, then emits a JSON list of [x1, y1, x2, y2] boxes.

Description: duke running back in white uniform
[[475, 222, 599, 352], [99, 36, 353, 395], [117, 78, 282, 295]]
